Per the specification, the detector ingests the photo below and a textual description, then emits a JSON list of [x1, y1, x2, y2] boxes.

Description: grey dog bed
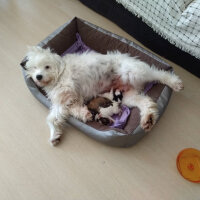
[[21, 17, 172, 147]]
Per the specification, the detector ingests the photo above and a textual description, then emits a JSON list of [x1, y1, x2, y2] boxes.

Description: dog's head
[[21, 46, 64, 88]]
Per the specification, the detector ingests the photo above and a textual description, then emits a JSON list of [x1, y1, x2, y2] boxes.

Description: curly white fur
[[24, 46, 183, 146]]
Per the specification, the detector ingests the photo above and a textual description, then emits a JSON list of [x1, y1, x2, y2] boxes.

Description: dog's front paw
[[80, 106, 93, 122], [50, 135, 61, 146], [86, 111, 93, 122]]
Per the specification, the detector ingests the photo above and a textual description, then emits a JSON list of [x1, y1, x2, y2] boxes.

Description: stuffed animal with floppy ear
[[87, 89, 123, 125]]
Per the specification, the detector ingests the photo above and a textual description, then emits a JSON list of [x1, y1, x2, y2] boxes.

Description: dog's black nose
[[36, 75, 43, 81]]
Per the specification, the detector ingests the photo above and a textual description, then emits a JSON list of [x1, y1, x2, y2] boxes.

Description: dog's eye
[[45, 66, 50, 70]]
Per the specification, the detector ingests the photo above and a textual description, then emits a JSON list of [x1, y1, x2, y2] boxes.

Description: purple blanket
[[61, 33, 155, 129], [61, 33, 91, 56]]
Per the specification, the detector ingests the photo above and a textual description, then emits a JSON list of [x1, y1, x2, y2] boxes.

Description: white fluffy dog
[[23, 46, 183, 145]]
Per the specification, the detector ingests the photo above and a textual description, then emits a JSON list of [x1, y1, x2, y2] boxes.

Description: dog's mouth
[[34, 79, 52, 87]]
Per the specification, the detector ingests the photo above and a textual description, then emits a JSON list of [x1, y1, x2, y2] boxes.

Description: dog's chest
[[80, 77, 112, 100], [71, 69, 114, 99], [67, 56, 117, 99]]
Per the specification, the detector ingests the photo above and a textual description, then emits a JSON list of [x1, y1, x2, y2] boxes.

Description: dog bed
[[21, 17, 172, 147]]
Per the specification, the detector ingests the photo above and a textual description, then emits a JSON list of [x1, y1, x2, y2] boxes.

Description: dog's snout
[[36, 75, 43, 81]]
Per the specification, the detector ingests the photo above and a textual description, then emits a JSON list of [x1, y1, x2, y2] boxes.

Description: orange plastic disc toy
[[177, 148, 200, 183]]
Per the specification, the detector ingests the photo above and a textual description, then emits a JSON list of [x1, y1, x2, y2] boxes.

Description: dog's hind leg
[[142, 65, 184, 92], [122, 88, 159, 132], [119, 59, 183, 92]]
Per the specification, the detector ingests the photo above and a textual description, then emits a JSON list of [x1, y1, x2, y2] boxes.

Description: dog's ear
[[20, 57, 28, 70]]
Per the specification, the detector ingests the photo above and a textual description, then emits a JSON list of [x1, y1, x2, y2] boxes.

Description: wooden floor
[[0, 0, 200, 199]]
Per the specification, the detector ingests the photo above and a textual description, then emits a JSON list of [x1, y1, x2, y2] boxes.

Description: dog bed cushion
[[21, 17, 172, 147], [61, 33, 91, 56]]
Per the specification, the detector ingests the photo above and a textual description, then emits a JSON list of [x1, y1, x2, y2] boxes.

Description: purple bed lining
[[61, 33, 91, 56]]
